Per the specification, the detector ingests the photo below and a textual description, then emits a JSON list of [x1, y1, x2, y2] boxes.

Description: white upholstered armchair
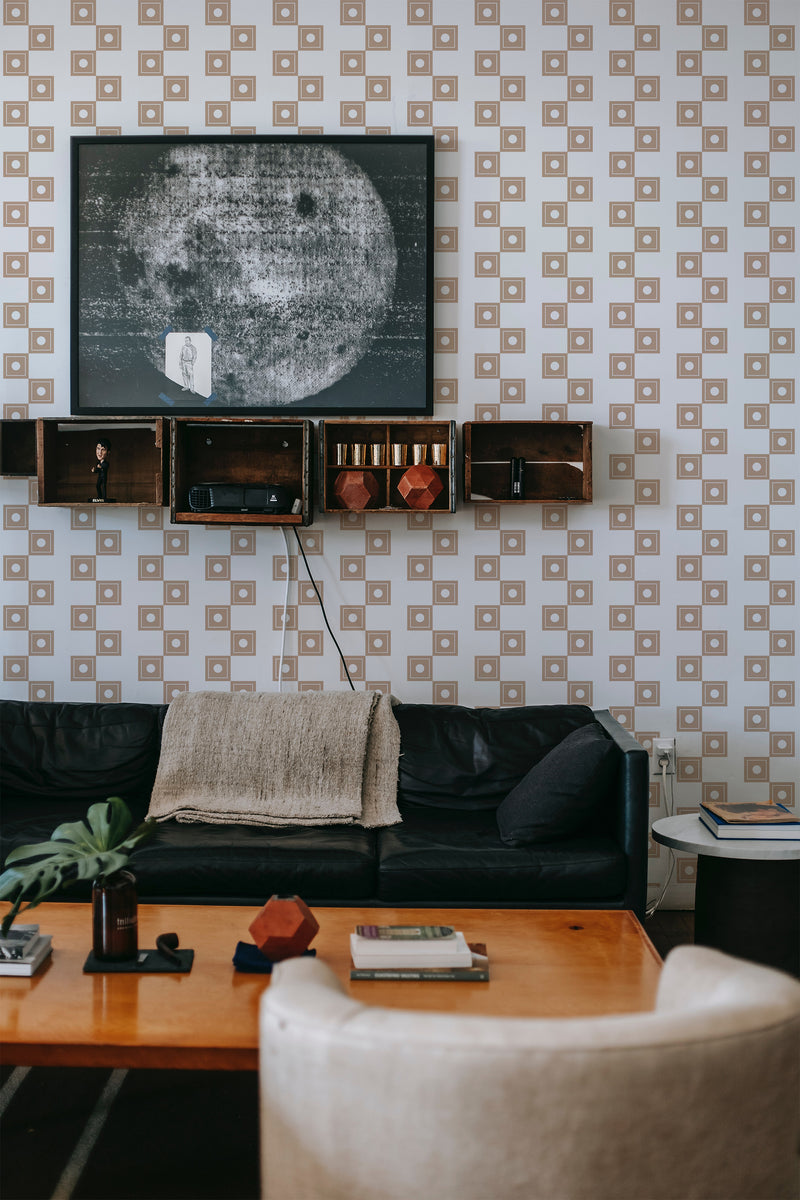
[[259, 945, 800, 1200]]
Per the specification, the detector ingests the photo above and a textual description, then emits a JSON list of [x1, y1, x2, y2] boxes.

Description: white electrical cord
[[646, 755, 676, 920], [277, 528, 292, 692]]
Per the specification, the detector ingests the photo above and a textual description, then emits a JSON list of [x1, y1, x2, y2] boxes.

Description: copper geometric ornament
[[333, 469, 380, 510], [397, 463, 444, 510], [249, 894, 320, 961]]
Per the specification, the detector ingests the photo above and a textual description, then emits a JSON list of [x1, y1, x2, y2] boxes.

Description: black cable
[[292, 528, 355, 691]]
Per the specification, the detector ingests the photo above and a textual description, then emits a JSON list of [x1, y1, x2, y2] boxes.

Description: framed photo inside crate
[[71, 134, 434, 417]]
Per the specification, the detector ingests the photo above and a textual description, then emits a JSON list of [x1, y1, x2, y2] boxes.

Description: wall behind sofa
[[1, 0, 796, 908]]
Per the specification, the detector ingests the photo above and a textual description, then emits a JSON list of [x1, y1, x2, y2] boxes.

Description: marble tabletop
[[652, 813, 800, 861]]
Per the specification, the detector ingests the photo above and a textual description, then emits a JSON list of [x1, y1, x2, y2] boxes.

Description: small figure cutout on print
[[164, 331, 214, 399]]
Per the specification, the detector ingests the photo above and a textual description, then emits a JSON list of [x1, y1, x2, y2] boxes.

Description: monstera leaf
[[0, 796, 155, 937]]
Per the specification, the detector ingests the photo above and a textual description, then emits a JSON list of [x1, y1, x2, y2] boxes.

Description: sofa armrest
[[592, 709, 650, 920]]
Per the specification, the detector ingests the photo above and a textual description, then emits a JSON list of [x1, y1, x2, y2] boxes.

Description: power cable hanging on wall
[[646, 755, 676, 920], [291, 528, 355, 691], [277, 529, 293, 692]]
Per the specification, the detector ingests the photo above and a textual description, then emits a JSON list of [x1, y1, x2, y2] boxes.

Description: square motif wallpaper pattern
[[1, 0, 797, 907]]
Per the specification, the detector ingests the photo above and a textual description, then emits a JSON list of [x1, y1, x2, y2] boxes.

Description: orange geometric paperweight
[[249, 895, 320, 961], [333, 469, 379, 510], [397, 463, 444, 510]]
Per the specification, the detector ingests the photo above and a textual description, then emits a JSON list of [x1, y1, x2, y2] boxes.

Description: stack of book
[[0, 924, 53, 976], [699, 800, 800, 841], [350, 923, 489, 981]]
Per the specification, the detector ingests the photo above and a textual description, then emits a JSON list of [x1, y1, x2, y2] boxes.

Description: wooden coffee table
[[0, 903, 662, 1071]]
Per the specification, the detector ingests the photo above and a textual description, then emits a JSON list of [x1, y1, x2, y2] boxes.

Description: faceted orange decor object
[[249, 894, 320, 961], [397, 463, 444, 510], [333, 469, 379, 510]]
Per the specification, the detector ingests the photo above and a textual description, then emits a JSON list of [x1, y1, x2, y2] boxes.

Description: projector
[[188, 483, 292, 514]]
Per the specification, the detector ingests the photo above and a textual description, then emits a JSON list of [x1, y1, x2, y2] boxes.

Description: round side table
[[652, 813, 800, 977]]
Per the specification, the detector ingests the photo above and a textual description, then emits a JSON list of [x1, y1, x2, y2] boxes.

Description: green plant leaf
[[85, 796, 129, 850], [84, 804, 113, 850], [4, 840, 80, 865], [118, 818, 157, 854], [105, 797, 135, 848], [0, 795, 156, 937], [0, 865, 29, 900], [48, 818, 96, 851], [0, 891, 25, 938]]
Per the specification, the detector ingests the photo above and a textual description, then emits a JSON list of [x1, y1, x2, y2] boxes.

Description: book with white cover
[[350, 930, 473, 969], [0, 934, 53, 976]]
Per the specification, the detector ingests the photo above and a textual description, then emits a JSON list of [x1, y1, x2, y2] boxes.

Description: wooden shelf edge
[[466, 496, 591, 505], [171, 511, 305, 525], [323, 505, 455, 514], [37, 501, 165, 508]]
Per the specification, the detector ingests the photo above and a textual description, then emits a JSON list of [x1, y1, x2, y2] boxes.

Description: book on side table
[[0, 926, 53, 976], [349, 925, 489, 981], [699, 800, 800, 841]]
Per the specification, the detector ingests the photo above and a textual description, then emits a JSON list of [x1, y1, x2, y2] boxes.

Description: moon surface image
[[75, 139, 427, 412]]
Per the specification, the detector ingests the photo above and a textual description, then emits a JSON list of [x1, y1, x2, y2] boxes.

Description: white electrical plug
[[652, 736, 676, 776]]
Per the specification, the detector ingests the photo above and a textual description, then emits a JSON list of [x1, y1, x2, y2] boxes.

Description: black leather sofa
[[0, 698, 650, 919]]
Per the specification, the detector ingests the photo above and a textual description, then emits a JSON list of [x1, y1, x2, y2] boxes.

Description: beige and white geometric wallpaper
[[1, 0, 796, 906]]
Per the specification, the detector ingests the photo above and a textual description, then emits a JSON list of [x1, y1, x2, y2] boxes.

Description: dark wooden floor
[[645, 909, 695, 959]]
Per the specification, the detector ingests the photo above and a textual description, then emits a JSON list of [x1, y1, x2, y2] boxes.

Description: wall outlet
[[652, 737, 676, 776]]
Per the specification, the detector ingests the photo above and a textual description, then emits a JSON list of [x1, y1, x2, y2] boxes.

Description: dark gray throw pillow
[[496, 722, 617, 846]]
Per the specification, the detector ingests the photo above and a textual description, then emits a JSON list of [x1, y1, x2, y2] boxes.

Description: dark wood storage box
[[170, 417, 312, 525], [36, 418, 169, 506], [0, 419, 37, 477], [463, 420, 592, 504], [319, 420, 456, 513]]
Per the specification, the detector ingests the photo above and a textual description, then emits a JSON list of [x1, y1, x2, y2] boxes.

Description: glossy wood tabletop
[[0, 904, 662, 1071]]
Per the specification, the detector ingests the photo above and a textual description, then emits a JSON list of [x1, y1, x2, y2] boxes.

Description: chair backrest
[[259, 945, 800, 1200]]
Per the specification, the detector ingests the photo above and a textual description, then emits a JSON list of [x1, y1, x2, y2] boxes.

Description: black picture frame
[[71, 134, 434, 417]]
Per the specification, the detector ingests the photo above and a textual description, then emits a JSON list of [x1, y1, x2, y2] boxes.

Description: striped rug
[[0, 1066, 259, 1200]]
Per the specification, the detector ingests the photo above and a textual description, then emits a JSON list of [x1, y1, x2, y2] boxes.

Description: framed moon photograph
[[70, 134, 434, 417]]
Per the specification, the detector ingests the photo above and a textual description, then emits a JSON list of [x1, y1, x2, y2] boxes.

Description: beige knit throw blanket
[[146, 689, 401, 829]]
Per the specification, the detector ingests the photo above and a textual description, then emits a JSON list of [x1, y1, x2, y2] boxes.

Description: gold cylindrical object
[[431, 443, 447, 466], [391, 443, 408, 466], [350, 443, 367, 466]]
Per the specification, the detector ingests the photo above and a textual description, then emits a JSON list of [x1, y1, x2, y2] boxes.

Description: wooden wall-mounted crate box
[[170, 417, 312, 525], [36, 418, 169, 506], [0, 419, 37, 477], [463, 421, 592, 504], [319, 420, 456, 513]]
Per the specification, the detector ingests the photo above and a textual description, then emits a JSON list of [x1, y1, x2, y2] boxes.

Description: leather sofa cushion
[[0, 699, 167, 805], [496, 722, 618, 846], [133, 821, 377, 902], [393, 703, 596, 811], [0, 796, 377, 904], [376, 805, 626, 903]]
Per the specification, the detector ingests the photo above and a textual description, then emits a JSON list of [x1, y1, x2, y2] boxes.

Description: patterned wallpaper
[[1, 0, 797, 907]]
